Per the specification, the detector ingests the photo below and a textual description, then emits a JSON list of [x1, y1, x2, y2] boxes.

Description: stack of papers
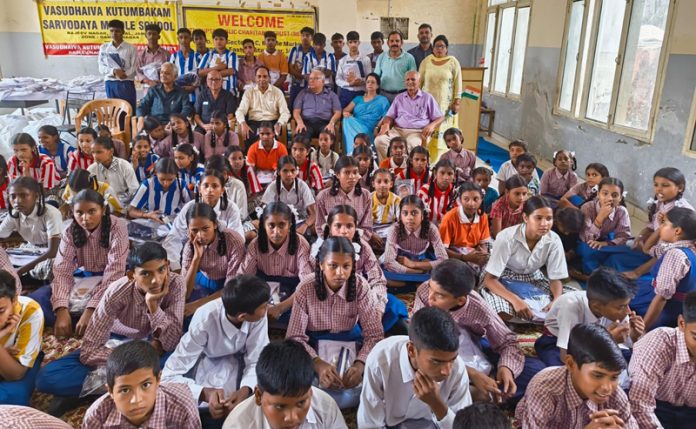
[[0, 75, 105, 100]]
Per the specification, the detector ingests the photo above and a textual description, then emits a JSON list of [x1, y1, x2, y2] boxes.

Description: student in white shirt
[[336, 31, 372, 108], [358, 307, 472, 429], [205, 155, 249, 220], [0, 177, 61, 281], [223, 339, 347, 429], [162, 169, 244, 270], [97, 19, 138, 115], [162, 275, 270, 426], [87, 136, 139, 205], [538, 266, 644, 366]]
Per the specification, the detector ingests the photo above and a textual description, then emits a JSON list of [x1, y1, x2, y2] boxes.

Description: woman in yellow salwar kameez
[[419, 35, 462, 162]]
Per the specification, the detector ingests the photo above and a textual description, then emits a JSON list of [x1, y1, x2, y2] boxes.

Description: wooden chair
[[74, 99, 133, 150]]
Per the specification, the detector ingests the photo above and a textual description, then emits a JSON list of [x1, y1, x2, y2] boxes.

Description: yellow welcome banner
[[37, 1, 178, 56], [182, 6, 316, 54]]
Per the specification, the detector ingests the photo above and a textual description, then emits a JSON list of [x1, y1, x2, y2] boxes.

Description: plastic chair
[[74, 99, 133, 153], [57, 90, 95, 138]]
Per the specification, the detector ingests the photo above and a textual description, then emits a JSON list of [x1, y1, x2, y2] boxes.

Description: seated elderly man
[[236, 65, 291, 146], [193, 69, 237, 133], [293, 69, 341, 139], [136, 62, 193, 128], [374, 70, 444, 161]]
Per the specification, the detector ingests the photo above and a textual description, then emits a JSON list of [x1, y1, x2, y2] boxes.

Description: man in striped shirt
[[629, 292, 696, 428], [0, 270, 44, 406]]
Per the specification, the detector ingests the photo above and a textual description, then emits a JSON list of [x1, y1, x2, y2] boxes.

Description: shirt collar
[[326, 281, 349, 300], [220, 307, 250, 340], [553, 168, 570, 180], [269, 236, 290, 255], [676, 329, 693, 365], [594, 199, 616, 221], [404, 89, 423, 100], [19, 205, 39, 222], [399, 340, 416, 383], [390, 157, 407, 170], [260, 141, 280, 151], [84, 221, 105, 239], [263, 50, 279, 56], [457, 206, 479, 224]]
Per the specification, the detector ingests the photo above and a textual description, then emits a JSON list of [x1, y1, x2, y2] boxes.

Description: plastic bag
[[175, 71, 200, 88], [80, 366, 107, 397], [141, 62, 163, 82], [68, 275, 103, 314], [457, 328, 493, 375], [318, 340, 356, 378]]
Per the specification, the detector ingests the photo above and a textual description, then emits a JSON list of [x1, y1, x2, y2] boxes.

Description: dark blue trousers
[[655, 400, 696, 429], [105, 80, 137, 128], [0, 352, 43, 405], [481, 338, 545, 399]]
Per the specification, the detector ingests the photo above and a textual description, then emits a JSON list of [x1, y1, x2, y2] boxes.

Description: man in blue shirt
[[374, 31, 417, 103], [136, 63, 193, 127]]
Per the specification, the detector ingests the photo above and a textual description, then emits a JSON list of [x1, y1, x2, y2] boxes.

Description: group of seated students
[[1, 116, 695, 429], [0, 22, 694, 429]]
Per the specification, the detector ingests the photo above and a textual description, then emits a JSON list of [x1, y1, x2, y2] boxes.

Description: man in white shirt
[[97, 20, 138, 116], [358, 307, 472, 429], [162, 275, 270, 427], [223, 339, 347, 429]]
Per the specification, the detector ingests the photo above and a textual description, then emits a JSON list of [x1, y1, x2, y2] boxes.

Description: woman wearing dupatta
[[419, 35, 462, 161], [342, 72, 390, 155]]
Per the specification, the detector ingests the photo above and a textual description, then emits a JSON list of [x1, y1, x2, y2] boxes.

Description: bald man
[[374, 71, 444, 161], [293, 69, 341, 139], [137, 62, 193, 128]]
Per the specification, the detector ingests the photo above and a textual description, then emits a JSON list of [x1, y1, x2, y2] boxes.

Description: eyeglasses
[[208, 78, 222, 82], [308, 77, 323, 81]]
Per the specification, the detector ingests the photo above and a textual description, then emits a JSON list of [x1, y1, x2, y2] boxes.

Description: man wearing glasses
[[194, 69, 238, 133]]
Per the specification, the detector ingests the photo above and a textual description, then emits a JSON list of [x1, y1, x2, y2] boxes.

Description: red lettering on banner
[[214, 14, 287, 29]]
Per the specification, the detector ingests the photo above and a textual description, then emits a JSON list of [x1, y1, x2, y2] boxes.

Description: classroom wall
[[0, 0, 484, 79], [482, 0, 696, 205]]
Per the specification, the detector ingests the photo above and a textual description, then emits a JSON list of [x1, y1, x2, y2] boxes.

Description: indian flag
[[462, 86, 481, 101]]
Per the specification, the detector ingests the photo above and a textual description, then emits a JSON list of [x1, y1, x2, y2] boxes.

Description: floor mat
[[476, 137, 510, 173]]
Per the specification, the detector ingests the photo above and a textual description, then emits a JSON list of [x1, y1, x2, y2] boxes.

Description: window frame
[[482, 0, 532, 99], [553, 0, 676, 142], [682, 88, 696, 159]]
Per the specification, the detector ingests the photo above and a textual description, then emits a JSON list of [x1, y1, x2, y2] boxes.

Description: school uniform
[[162, 198, 244, 270], [527, 176, 541, 196], [62, 181, 123, 214], [0, 204, 62, 280], [335, 53, 372, 108], [564, 181, 596, 207], [200, 49, 239, 96], [162, 297, 269, 404], [29, 216, 129, 326], [489, 196, 524, 232], [258, 50, 289, 84], [481, 223, 568, 320], [288, 45, 313, 106], [170, 49, 198, 103], [396, 168, 428, 195], [182, 228, 246, 301], [418, 183, 455, 224], [195, 49, 210, 69], [577, 201, 632, 273], [286, 273, 384, 363], [83, 382, 201, 429], [515, 366, 637, 429], [225, 177, 249, 220], [440, 148, 477, 182], [200, 131, 239, 162], [381, 223, 449, 285], [131, 152, 160, 182], [246, 140, 289, 175], [357, 336, 472, 429], [301, 50, 337, 89], [179, 163, 205, 194], [36, 274, 185, 398], [650, 197, 695, 231], [0, 296, 44, 406], [315, 187, 373, 239], [629, 327, 696, 428], [129, 175, 187, 217], [497, 159, 540, 183], [0, 406, 71, 429], [310, 150, 338, 179], [232, 165, 263, 195], [540, 167, 579, 200], [630, 240, 696, 326], [87, 157, 140, 203], [378, 157, 407, 177], [149, 132, 173, 159], [439, 206, 492, 251], [39, 141, 75, 175], [0, 181, 8, 210], [536, 291, 633, 366], [7, 154, 60, 190], [66, 150, 94, 173], [371, 191, 400, 227], [297, 159, 324, 193], [261, 179, 315, 221], [97, 40, 137, 114], [223, 386, 347, 429]]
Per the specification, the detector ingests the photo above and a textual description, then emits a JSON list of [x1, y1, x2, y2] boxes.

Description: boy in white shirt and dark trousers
[[335, 31, 372, 108], [358, 307, 472, 429], [162, 275, 271, 428], [536, 266, 644, 366], [223, 339, 347, 429]]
